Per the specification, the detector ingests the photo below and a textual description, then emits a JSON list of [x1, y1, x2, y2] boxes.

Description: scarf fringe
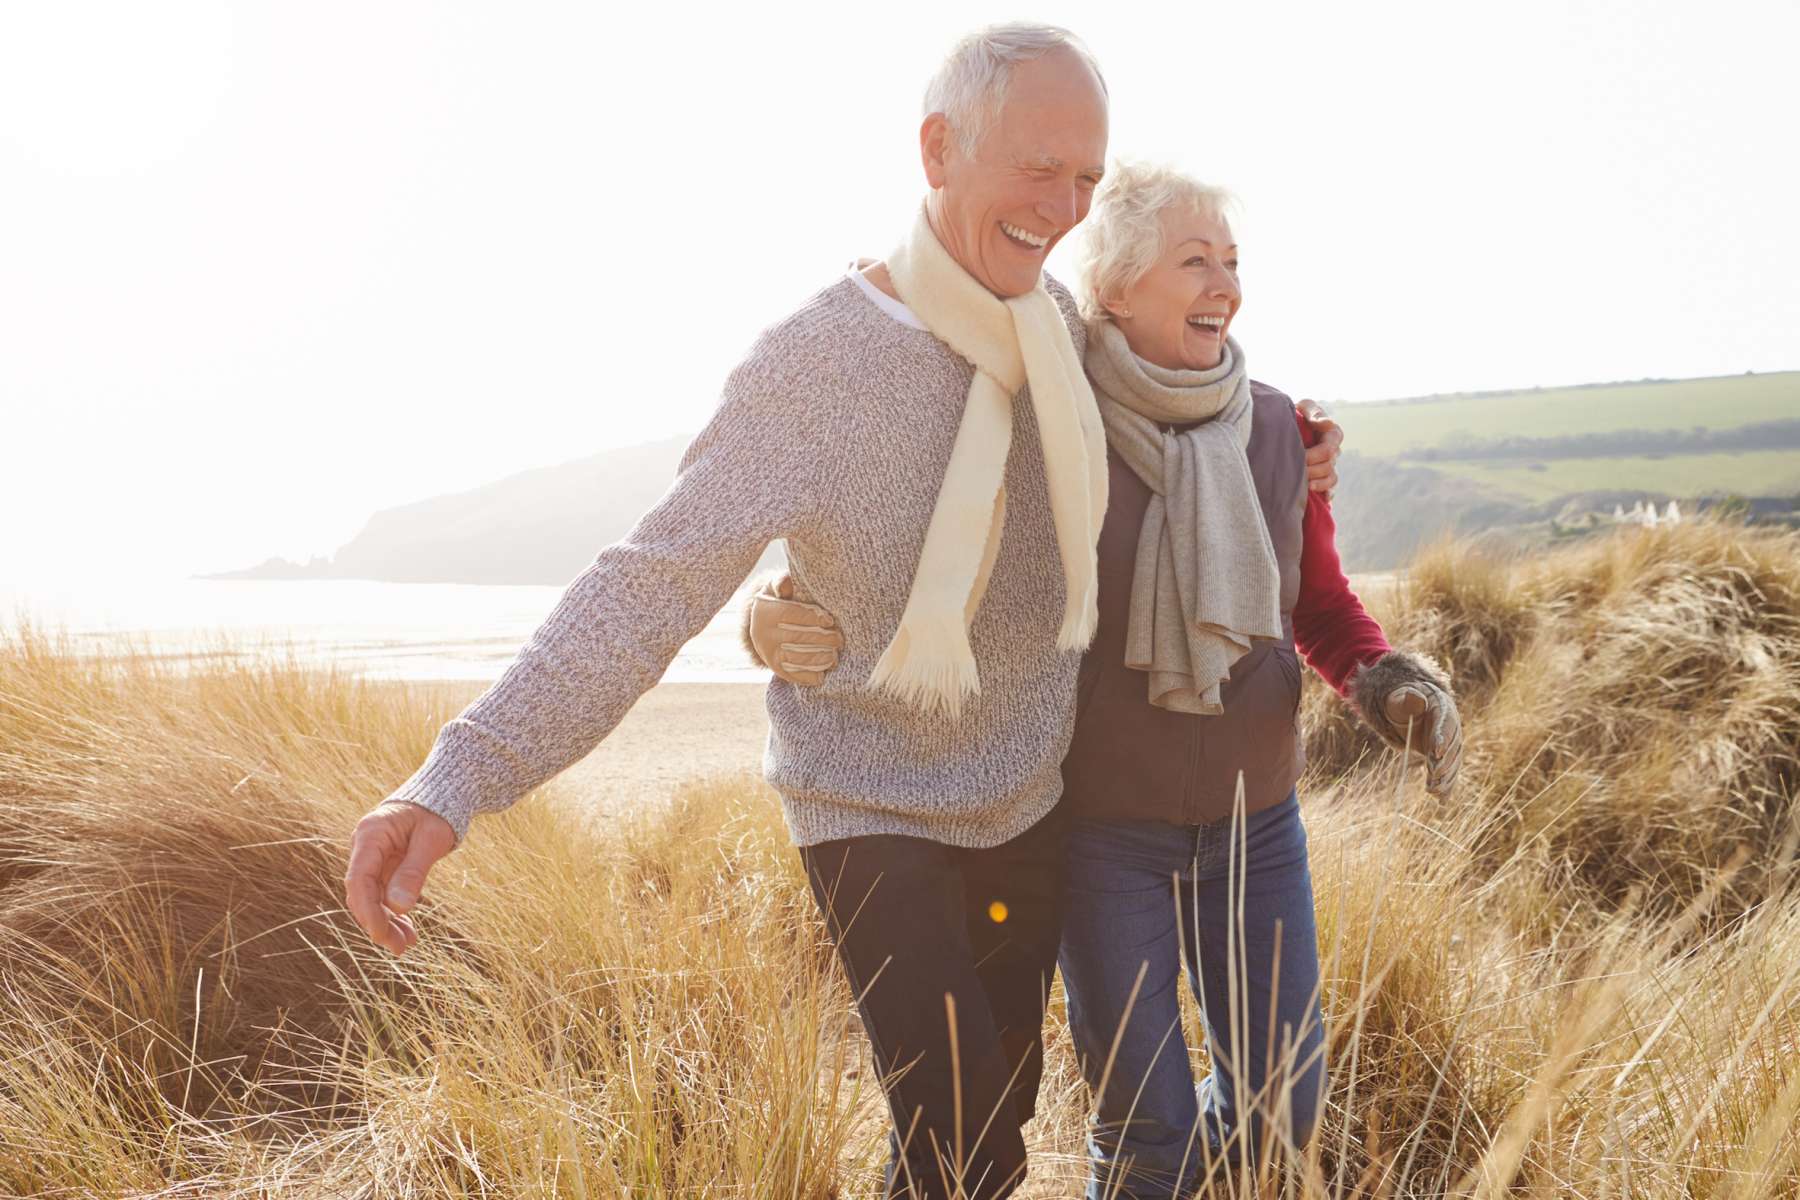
[[867, 615, 981, 721], [1059, 584, 1100, 652]]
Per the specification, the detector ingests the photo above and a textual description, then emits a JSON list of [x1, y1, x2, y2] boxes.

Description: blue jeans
[[1059, 793, 1327, 1199]]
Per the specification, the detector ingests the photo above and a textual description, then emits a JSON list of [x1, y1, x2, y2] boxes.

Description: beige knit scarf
[[868, 206, 1108, 719], [1084, 319, 1283, 714]]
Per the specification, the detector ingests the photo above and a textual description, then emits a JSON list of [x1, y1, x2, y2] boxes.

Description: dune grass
[[2, 518, 1798, 1196]]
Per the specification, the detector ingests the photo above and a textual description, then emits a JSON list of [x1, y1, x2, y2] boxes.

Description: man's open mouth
[[1000, 221, 1050, 251]]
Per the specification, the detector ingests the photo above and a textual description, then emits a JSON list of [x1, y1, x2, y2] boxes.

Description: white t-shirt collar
[[846, 263, 927, 331]]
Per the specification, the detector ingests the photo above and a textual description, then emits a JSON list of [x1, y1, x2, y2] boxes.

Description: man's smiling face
[[923, 46, 1109, 298]]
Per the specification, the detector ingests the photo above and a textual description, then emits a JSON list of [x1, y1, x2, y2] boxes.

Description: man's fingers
[[772, 574, 796, 600], [1299, 398, 1345, 495], [346, 805, 453, 956], [385, 812, 453, 915], [1303, 442, 1340, 493], [784, 668, 828, 688], [343, 830, 395, 943], [388, 912, 419, 953]]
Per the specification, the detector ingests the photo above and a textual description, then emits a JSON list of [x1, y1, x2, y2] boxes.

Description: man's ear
[[920, 113, 953, 189]]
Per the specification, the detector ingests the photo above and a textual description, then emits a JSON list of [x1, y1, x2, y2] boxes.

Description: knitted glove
[[1349, 649, 1463, 796], [739, 572, 842, 687]]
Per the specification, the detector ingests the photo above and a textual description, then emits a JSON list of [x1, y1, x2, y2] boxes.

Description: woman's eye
[[1226, 260, 1240, 271], [1185, 256, 1206, 268]]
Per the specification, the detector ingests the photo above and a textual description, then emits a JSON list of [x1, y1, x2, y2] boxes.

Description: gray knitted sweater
[[386, 272, 1091, 850]]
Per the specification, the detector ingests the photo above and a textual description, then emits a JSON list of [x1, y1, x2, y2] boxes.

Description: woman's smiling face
[[1104, 205, 1241, 372]]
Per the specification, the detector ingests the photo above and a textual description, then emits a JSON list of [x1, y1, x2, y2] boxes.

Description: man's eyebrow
[[1019, 154, 1104, 176]]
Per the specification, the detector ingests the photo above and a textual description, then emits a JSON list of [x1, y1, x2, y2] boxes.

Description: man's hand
[[1296, 398, 1343, 499], [742, 573, 843, 686], [344, 801, 456, 955]]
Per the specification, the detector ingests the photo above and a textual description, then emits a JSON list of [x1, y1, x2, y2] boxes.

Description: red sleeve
[[1291, 409, 1390, 696]]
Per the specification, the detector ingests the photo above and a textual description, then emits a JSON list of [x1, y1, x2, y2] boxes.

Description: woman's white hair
[[922, 22, 1107, 157], [1077, 160, 1236, 321]]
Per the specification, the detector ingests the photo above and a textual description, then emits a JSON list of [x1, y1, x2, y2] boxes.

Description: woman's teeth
[[1187, 315, 1226, 334], [1000, 221, 1049, 250]]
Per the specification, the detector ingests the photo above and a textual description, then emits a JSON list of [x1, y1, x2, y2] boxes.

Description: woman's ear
[[1098, 287, 1132, 321]]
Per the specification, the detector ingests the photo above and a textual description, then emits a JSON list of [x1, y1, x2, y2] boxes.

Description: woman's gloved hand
[[1351, 649, 1463, 796], [740, 573, 843, 686]]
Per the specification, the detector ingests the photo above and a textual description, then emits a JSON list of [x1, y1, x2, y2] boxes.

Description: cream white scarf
[[1084, 320, 1283, 714], [868, 207, 1108, 718]]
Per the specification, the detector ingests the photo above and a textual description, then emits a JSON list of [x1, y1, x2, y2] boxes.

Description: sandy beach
[[412, 678, 772, 816]]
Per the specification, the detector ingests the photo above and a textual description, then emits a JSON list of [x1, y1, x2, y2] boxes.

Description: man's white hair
[[922, 22, 1107, 157], [1077, 160, 1235, 321]]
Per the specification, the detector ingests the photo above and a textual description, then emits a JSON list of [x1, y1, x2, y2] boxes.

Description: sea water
[[0, 575, 768, 684]]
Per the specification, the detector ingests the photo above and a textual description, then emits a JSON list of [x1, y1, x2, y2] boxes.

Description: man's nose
[[1035, 184, 1079, 232]]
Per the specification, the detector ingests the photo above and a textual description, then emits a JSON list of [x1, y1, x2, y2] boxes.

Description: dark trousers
[[800, 800, 1070, 1200]]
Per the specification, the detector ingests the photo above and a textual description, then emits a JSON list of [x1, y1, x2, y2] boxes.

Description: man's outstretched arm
[[345, 346, 830, 953]]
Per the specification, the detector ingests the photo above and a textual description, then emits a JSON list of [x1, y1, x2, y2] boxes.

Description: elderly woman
[[747, 161, 1462, 1196]]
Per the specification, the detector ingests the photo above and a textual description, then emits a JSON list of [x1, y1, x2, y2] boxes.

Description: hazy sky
[[4, 1, 1796, 584]]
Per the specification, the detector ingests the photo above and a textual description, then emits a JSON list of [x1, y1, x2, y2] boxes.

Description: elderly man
[[346, 23, 1335, 1199]]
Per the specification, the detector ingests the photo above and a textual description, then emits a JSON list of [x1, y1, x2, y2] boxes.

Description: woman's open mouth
[[1187, 314, 1226, 337]]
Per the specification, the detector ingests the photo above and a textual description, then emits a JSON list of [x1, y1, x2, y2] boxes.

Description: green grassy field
[[1430, 448, 1800, 504], [1338, 371, 1800, 458]]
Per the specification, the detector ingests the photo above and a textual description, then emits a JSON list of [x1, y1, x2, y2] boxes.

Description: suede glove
[[740, 572, 842, 686], [1350, 649, 1464, 796]]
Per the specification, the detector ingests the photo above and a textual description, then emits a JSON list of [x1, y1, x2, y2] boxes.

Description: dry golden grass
[[2, 518, 1797, 1197], [1306, 518, 1800, 926]]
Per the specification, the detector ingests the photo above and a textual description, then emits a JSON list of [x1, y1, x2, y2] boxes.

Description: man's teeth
[[1187, 315, 1226, 331], [1001, 221, 1049, 249]]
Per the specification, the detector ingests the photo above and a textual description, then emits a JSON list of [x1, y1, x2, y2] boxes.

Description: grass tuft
[[3, 519, 1798, 1196]]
